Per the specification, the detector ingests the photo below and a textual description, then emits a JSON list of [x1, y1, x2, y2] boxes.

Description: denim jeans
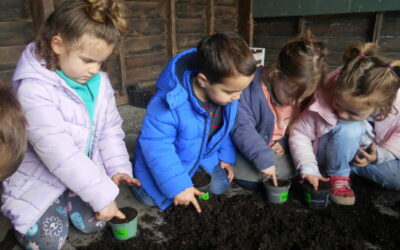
[[131, 164, 230, 206], [317, 120, 400, 190]]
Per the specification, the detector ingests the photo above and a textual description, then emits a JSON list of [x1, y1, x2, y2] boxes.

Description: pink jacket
[[289, 68, 400, 176], [1, 43, 132, 234]]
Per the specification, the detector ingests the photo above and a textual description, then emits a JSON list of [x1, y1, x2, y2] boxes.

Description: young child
[[1, 0, 140, 249], [0, 85, 26, 181], [290, 42, 400, 205], [132, 32, 256, 213], [231, 33, 328, 189]]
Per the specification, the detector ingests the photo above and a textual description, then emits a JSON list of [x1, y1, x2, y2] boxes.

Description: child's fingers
[[271, 174, 278, 187], [319, 176, 330, 182], [190, 198, 202, 213], [114, 210, 126, 220], [125, 177, 141, 186], [194, 188, 204, 196]]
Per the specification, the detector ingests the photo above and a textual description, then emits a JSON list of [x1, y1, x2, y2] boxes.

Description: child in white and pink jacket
[[289, 42, 400, 206]]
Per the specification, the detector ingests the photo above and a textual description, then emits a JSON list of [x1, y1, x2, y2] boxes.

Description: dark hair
[[36, 0, 128, 70], [336, 42, 400, 120], [0, 86, 27, 181], [196, 32, 257, 84]]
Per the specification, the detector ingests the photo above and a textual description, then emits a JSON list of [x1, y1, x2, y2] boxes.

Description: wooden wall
[[253, 11, 400, 70], [3, 0, 247, 105]]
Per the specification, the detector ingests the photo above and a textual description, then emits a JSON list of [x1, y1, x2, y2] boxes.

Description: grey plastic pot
[[263, 178, 291, 204]]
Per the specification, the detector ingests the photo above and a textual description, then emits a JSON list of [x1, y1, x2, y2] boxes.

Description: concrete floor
[[1, 105, 400, 249]]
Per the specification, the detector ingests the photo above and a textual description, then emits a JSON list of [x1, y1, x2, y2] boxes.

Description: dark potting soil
[[303, 180, 330, 191], [265, 179, 290, 187], [110, 207, 137, 224], [76, 177, 400, 250], [192, 171, 211, 188]]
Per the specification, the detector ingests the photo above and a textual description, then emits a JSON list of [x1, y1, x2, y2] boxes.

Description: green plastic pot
[[109, 207, 138, 241]]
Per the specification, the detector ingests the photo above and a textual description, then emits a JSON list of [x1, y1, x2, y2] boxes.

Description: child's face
[[52, 34, 114, 84], [201, 74, 254, 106], [332, 94, 376, 121]]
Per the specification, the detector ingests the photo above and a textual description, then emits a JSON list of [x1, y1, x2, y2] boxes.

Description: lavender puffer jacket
[[1, 43, 132, 234]]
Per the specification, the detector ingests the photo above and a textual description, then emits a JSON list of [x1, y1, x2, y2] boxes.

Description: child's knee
[[69, 211, 106, 234], [333, 121, 365, 141]]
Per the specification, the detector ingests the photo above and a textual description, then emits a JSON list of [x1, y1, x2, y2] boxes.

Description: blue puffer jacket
[[133, 48, 237, 210]]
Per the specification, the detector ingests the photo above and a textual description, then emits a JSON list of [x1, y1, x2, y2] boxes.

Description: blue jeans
[[317, 121, 400, 190], [131, 165, 230, 206]]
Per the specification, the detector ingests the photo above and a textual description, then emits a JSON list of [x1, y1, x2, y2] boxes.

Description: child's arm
[[98, 75, 133, 179], [17, 80, 118, 213], [231, 93, 275, 171], [138, 97, 192, 199]]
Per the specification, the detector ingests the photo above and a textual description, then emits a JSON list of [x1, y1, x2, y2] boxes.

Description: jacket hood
[[13, 43, 63, 92], [155, 48, 197, 109]]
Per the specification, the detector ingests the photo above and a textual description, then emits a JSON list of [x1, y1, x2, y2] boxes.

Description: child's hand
[[220, 161, 234, 182], [95, 201, 125, 221], [174, 187, 204, 213], [261, 166, 278, 186], [301, 173, 330, 190], [112, 173, 141, 186], [271, 141, 284, 155], [353, 144, 377, 167]]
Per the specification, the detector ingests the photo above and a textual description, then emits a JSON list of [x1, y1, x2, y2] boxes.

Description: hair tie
[[359, 52, 365, 57], [387, 64, 393, 69]]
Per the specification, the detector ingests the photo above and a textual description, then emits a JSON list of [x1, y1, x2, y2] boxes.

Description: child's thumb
[[115, 210, 126, 220], [194, 188, 204, 196]]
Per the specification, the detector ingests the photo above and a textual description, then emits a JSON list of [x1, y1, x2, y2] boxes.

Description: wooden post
[[207, 0, 215, 35], [372, 12, 383, 45], [298, 16, 306, 36], [237, 0, 253, 47], [167, 0, 177, 58], [31, 0, 54, 33], [116, 41, 128, 105]]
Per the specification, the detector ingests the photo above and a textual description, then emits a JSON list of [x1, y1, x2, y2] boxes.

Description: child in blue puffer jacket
[[132, 32, 257, 212]]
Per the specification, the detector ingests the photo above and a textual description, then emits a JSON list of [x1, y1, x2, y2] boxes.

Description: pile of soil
[[78, 177, 400, 250]]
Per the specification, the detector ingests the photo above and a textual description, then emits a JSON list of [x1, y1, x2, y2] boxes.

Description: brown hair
[[0, 86, 27, 181], [273, 31, 328, 121], [196, 32, 257, 84], [36, 0, 128, 70], [336, 42, 400, 120]]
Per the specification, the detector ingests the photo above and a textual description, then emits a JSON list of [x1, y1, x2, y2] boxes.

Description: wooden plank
[[127, 18, 168, 36], [238, 0, 253, 46], [176, 18, 207, 34], [176, 33, 204, 49], [104, 55, 121, 93], [125, 52, 170, 69], [380, 52, 400, 61], [118, 42, 127, 96], [125, 65, 164, 85], [253, 36, 295, 50], [372, 12, 384, 44], [0, 70, 14, 87], [167, 0, 177, 57], [316, 36, 370, 52], [124, 2, 167, 19], [124, 35, 168, 54], [0, 21, 34, 46], [304, 14, 374, 37], [214, 5, 236, 19], [176, 3, 207, 18], [216, 0, 236, 6], [0, 45, 25, 66], [0, 0, 31, 21], [31, 0, 54, 33], [214, 19, 237, 33], [380, 11, 400, 36], [176, 0, 207, 3], [298, 16, 306, 36], [207, 0, 215, 35], [379, 36, 400, 52], [254, 17, 299, 37]]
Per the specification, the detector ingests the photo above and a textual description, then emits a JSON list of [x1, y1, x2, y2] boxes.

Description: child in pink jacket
[[290, 42, 400, 206]]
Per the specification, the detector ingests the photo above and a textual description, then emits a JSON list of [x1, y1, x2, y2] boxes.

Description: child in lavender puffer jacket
[[1, 1, 140, 249]]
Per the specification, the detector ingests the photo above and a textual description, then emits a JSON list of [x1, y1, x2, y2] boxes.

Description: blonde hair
[[336, 42, 400, 120], [36, 0, 128, 70], [0, 86, 27, 181]]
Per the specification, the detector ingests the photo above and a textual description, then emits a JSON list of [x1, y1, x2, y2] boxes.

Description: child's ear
[[51, 35, 64, 55], [197, 73, 210, 88]]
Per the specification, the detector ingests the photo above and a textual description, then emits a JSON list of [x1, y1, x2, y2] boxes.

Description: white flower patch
[[42, 216, 63, 237]]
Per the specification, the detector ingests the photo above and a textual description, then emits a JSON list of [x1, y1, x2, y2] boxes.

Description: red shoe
[[329, 176, 355, 205]]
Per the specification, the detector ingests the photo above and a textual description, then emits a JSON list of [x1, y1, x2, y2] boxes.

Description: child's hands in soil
[[353, 143, 377, 167], [96, 201, 125, 221], [261, 166, 278, 186], [220, 161, 234, 181], [174, 187, 204, 213], [112, 173, 141, 186], [271, 141, 284, 155], [301, 173, 330, 190]]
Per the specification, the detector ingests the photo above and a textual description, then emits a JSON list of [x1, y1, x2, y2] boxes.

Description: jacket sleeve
[[138, 97, 192, 199], [231, 91, 275, 171], [218, 133, 236, 165], [98, 75, 132, 178], [17, 80, 118, 212], [289, 110, 320, 176]]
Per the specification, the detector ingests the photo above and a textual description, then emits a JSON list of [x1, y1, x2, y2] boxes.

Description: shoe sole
[[330, 194, 355, 205]]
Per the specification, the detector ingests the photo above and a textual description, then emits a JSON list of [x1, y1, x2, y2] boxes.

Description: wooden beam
[[372, 12, 383, 45], [237, 0, 253, 47], [116, 95, 128, 106], [117, 41, 128, 99], [298, 16, 306, 36], [207, 0, 215, 35], [167, 0, 177, 57], [31, 0, 54, 33]]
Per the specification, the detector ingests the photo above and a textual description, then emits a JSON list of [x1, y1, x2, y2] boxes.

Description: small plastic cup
[[192, 171, 212, 201], [263, 178, 291, 204], [303, 181, 330, 210], [109, 207, 138, 241]]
